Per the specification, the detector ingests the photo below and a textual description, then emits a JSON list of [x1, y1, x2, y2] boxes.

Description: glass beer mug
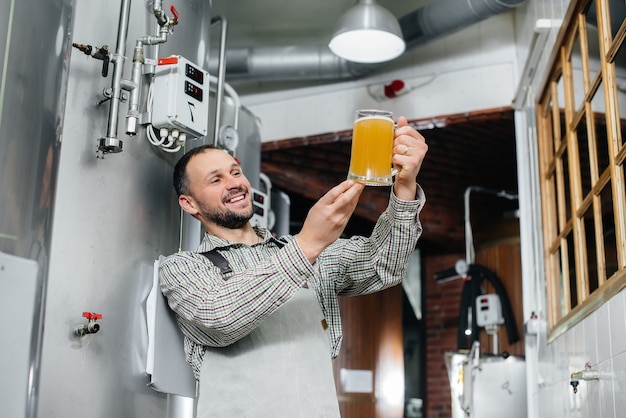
[[347, 109, 395, 186]]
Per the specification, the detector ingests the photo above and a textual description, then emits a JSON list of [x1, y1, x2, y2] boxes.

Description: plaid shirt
[[160, 186, 425, 379]]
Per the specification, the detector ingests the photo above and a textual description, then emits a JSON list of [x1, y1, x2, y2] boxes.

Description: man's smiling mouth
[[226, 194, 246, 204]]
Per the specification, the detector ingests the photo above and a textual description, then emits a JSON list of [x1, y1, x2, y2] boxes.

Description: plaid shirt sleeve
[[334, 183, 425, 295], [311, 184, 426, 357], [159, 237, 312, 348]]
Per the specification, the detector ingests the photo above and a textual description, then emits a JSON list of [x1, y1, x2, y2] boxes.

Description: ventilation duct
[[208, 0, 526, 82]]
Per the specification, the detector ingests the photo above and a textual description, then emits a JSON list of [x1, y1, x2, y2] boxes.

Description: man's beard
[[200, 205, 254, 229]]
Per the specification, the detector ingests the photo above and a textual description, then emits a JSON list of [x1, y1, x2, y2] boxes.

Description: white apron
[[196, 288, 341, 418]]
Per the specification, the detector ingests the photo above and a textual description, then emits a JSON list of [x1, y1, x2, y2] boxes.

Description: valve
[[570, 361, 600, 381], [169, 5, 179, 26], [72, 43, 111, 77], [75, 311, 102, 336]]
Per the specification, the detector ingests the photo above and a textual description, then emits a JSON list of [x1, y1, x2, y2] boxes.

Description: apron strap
[[200, 237, 286, 277], [200, 249, 233, 276]]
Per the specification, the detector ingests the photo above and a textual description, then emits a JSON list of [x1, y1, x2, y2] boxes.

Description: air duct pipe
[[208, 0, 526, 81]]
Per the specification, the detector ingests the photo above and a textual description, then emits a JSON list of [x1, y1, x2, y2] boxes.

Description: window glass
[[547, 173, 558, 232], [577, 117, 592, 197], [572, 35, 586, 110], [582, 203, 599, 293], [566, 230, 578, 309], [584, 2, 602, 77], [591, 80, 611, 175], [556, 75, 567, 150], [557, 244, 567, 318], [607, 0, 626, 40], [545, 98, 556, 161], [560, 148, 572, 223], [599, 181, 618, 279], [615, 41, 626, 149]]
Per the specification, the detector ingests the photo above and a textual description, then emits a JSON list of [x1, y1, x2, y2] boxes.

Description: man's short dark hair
[[173, 144, 220, 196]]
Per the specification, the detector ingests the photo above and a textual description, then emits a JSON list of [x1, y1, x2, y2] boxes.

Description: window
[[537, 0, 626, 338]]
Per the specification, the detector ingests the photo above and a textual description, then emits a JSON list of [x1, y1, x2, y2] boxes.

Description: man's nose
[[225, 175, 244, 189]]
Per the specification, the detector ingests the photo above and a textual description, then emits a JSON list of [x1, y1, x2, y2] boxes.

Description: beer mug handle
[[391, 123, 399, 177]]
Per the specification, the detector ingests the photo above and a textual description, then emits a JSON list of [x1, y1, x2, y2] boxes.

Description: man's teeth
[[229, 195, 245, 203]]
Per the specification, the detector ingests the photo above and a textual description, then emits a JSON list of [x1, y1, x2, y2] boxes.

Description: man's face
[[182, 149, 254, 229]]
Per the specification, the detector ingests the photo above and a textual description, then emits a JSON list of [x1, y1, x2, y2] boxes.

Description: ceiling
[[210, 0, 434, 49], [207, 0, 449, 94]]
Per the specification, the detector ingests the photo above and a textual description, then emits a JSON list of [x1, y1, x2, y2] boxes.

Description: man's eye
[[232, 171, 242, 177]]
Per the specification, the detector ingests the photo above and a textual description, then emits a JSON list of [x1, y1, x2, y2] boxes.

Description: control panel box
[[476, 294, 504, 327], [151, 55, 209, 138], [250, 187, 269, 229]]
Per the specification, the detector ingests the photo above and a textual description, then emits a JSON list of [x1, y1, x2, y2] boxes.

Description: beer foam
[[354, 115, 394, 123]]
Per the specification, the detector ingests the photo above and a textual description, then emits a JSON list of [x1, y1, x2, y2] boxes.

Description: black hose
[[456, 263, 520, 350]]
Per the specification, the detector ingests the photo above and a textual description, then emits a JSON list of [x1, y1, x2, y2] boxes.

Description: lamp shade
[[329, 0, 405, 63]]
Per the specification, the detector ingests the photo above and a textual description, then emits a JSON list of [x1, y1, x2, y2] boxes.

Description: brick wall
[[423, 253, 466, 418]]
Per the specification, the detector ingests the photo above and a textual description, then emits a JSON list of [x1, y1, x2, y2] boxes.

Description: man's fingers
[[320, 180, 364, 205]]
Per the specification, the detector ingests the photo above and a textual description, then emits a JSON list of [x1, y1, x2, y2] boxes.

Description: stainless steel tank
[[0, 0, 73, 416], [0, 0, 264, 417]]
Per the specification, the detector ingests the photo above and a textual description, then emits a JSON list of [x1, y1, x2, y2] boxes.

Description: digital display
[[184, 81, 203, 101], [185, 63, 204, 84]]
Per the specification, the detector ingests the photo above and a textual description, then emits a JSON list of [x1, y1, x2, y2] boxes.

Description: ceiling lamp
[[329, 0, 405, 64]]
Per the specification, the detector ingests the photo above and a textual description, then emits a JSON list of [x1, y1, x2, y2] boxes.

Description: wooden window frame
[[537, 0, 626, 341]]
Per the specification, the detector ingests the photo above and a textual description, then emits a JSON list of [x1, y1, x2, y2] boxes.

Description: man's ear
[[179, 194, 199, 216]]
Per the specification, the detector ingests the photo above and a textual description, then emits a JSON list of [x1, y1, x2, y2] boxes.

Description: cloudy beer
[[347, 110, 394, 186]]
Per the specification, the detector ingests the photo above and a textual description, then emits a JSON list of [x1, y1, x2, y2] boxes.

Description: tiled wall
[[530, 288, 626, 417]]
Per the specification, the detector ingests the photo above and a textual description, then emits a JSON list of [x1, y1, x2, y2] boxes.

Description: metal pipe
[[152, 0, 168, 26], [98, 0, 132, 154], [207, 75, 240, 129], [210, 16, 228, 147], [124, 42, 144, 136]]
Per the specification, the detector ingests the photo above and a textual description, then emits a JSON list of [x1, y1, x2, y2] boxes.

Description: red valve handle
[[82, 312, 102, 320], [170, 5, 179, 24]]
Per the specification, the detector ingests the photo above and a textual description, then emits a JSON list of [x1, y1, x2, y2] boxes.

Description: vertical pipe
[[125, 42, 144, 136], [464, 188, 475, 264], [99, 0, 132, 153], [166, 393, 196, 418], [210, 16, 228, 146], [514, 107, 542, 418]]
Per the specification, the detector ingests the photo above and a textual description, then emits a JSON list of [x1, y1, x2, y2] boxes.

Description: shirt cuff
[[389, 183, 426, 222]]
